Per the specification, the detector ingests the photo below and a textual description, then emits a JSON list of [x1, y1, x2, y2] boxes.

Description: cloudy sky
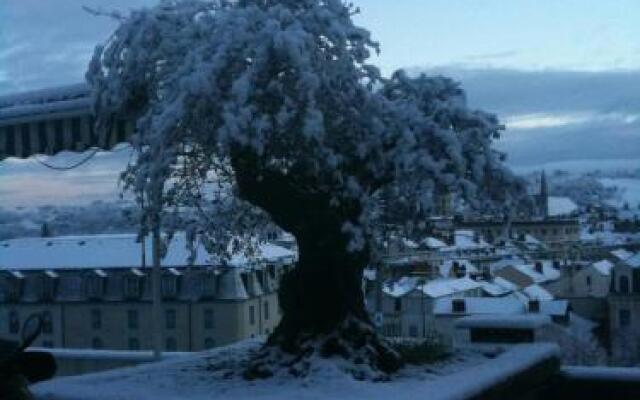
[[1, 0, 639, 207]]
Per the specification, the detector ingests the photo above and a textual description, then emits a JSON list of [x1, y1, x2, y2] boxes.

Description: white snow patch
[[32, 340, 559, 400]]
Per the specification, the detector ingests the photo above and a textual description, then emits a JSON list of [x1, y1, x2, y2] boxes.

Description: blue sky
[[2, 0, 640, 93], [1, 0, 639, 207], [358, 0, 640, 74]]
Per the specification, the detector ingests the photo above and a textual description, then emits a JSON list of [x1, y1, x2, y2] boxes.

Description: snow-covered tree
[[87, 0, 523, 378]]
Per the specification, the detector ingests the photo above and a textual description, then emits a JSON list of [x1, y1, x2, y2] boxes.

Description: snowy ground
[[33, 340, 558, 400]]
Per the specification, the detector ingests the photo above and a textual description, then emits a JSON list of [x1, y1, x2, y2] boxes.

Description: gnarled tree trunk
[[232, 151, 402, 379]]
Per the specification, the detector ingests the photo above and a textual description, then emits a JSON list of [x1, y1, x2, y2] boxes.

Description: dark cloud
[[409, 67, 640, 166]]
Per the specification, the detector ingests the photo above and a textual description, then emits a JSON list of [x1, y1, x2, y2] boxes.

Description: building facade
[[0, 234, 295, 351]]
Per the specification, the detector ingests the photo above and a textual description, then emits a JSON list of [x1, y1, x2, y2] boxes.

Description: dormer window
[[124, 276, 141, 299], [201, 273, 216, 298], [87, 274, 105, 299], [41, 274, 57, 302], [161, 275, 178, 298]]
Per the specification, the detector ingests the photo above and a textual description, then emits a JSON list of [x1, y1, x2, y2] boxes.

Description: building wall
[[0, 263, 289, 353], [569, 267, 611, 298], [1, 295, 283, 352], [1, 303, 64, 348]]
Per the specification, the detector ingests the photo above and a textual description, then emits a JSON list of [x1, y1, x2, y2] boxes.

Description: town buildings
[[0, 233, 295, 351]]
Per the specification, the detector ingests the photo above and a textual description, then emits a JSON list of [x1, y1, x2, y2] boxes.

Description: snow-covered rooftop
[[455, 314, 552, 330], [383, 276, 481, 299], [439, 259, 479, 278], [547, 196, 578, 217], [452, 230, 490, 250], [591, 259, 614, 276], [434, 297, 524, 315], [610, 249, 634, 262], [0, 233, 295, 271], [419, 236, 447, 249], [0, 83, 91, 124], [434, 296, 567, 317], [522, 284, 554, 301], [625, 253, 640, 269], [511, 262, 560, 284]]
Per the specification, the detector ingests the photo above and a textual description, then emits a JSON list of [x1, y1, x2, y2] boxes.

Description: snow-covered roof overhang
[[0, 83, 134, 159]]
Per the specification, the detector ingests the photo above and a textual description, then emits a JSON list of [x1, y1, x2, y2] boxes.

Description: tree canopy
[[87, 0, 524, 377]]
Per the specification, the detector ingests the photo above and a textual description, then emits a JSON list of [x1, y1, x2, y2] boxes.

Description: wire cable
[[34, 148, 100, 171], [33, 143, 132, 171]]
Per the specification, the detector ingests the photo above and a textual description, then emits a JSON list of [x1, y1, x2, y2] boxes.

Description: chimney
[[452, 298, 466, 313], [534, 261, 543, 274], [529, 300, 540, 313], [482, 268, 491, 281]]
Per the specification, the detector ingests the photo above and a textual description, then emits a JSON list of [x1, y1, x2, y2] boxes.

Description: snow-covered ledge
[[28, 347, 191, 377], [32, 341, 560, 400], [553, 366, 640, 399]]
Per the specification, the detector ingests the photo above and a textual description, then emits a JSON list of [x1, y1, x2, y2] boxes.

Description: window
[[202, 275, 216, 298], [409, 325, 418, 338], [128, 309, 139, 329], [9, 310, 19, 334], [42, 311, 53, 334], [91, 309, 102, 330], [161, 276, 177, 298], [204, 338, 215, 349], [394, 298, 402, 312], [204, 309, 215, 330], [42, 340, 54, 348], [264, 301, 270, 321], [128, 338, 140, 350], [620, 276, 630, 294], [166, 309, 176, 330], [92, 337, 103, 349], [249, 305, 255, 325], [41, 277, 55, 300], [124, 276, 140, 298], [166, 337, 177, 351], [87, 276, 104, 298], [586, 276, 592, 288], [619, 309, 631, 328]]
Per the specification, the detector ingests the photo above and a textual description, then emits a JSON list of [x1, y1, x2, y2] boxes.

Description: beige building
[[368, 276, 483, 339], [460, 218, 581, 256], [608, 251, 640, 361], [0, 233, 295, 351]]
